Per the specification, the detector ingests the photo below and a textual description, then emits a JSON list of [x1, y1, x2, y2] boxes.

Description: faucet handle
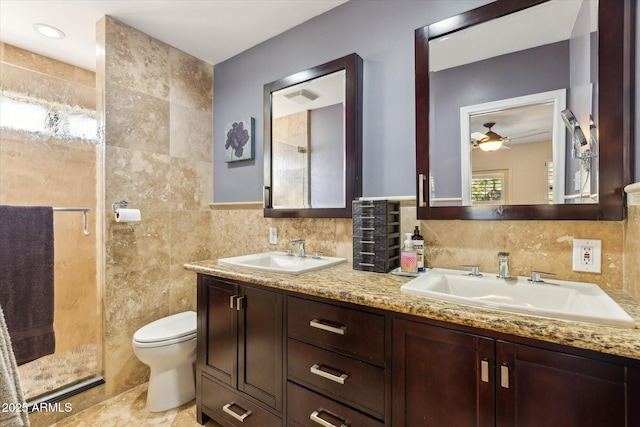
[[529, 270, 555, 283], [284, 248, 294, 256], [460, 264, 482, 277], [312, 251, 324, 259]]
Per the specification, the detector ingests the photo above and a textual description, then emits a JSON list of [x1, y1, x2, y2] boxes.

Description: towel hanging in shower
[[0, 205, 55, 365]]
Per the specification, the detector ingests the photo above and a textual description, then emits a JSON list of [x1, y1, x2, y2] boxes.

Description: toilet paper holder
[[112, 200, 129, 212]]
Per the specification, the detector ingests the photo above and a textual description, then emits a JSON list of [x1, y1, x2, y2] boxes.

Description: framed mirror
[[263, 54, 363, 218], [415, 0, 634, 220]]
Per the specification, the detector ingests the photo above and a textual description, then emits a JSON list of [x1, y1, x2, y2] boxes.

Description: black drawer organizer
[[352, 200, 401, 272]]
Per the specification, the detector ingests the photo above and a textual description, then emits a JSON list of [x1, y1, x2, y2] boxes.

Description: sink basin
[[218, 251, 347, 275], [401, 268, 635, 328]]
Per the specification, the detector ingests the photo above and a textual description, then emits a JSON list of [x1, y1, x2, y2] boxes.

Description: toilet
[[132, 311, 197, 412]]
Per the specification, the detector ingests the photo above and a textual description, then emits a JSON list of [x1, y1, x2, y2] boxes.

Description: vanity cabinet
[[286, 296, 388, 426], [393, 319, 636, 427], [194, 271, 640, 427], [196, 275, 283, 426]]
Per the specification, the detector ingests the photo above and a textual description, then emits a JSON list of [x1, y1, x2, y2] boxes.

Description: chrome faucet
[[290, 239, 306, 257], [497, 252, 513, 280]]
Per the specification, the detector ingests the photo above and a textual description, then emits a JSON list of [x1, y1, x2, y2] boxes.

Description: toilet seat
[[133, 311, 196, 348]]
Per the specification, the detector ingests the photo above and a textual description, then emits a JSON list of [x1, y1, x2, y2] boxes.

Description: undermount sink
[[401, 268, 635, 328], [218, 251, 347, 275]]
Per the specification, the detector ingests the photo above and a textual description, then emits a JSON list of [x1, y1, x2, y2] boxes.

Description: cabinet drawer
[[288, 382, 383, 427], [288, 339, 385, 419], [201, 375, 281, 427], [288, 297, 385, 365]]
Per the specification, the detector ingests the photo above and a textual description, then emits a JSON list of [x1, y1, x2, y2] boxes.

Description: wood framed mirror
[[415, 0, 634, 220], [263, 53, 363, 218]]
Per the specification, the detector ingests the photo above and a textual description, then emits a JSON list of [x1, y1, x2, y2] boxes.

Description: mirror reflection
[[428, 0, 598, 207], [271, 70, 346, 209]]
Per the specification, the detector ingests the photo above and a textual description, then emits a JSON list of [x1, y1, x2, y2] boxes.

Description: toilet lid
[[133, 311, 196, 343]]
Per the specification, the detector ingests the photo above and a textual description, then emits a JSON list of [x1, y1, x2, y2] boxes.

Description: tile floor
[[49, 383, 220, 427]]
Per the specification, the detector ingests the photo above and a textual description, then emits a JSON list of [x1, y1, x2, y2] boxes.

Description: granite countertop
[[184, 260, 640, 361]]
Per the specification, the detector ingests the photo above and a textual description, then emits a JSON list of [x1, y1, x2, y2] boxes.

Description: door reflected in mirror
[[458, 90, 573, 207], [271, 70, 346, 209]]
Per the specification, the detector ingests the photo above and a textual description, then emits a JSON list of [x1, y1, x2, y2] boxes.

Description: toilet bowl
[[132, 311, 197, 412]]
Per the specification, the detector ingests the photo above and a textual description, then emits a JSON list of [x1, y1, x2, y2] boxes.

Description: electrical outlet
[[572, 238, 601, 273], [269, 227, 278, 245]]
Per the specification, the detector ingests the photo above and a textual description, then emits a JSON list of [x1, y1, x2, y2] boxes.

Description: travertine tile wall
[[97, 16, 213, 398], [212, 203, 625, 290]]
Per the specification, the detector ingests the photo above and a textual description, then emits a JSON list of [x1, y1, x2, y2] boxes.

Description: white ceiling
[[0, 0, 348, 71]]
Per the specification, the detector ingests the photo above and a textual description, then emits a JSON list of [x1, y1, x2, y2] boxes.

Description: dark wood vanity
[[191, 265, 640, 427]]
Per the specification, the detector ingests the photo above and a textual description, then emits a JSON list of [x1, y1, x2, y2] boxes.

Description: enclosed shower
[[0, 51, 103, 404]]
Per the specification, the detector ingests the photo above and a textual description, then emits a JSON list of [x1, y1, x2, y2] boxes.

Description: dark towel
[[0, 205, 55, 365]]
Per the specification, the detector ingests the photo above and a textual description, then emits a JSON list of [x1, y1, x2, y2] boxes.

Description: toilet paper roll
[[115, 208, 141, 223]]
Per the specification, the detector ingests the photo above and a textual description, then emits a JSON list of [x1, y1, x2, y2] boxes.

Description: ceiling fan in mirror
[[470, 122, 510, 151], [470, 122, 546, 152]]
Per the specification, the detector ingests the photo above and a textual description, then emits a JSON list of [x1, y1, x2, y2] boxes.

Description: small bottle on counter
[[412, 226, 425, 271], [401, 233, 418, 274]]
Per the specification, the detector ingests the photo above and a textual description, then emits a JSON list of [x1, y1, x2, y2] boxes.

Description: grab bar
[[53, 207, 91, 236]]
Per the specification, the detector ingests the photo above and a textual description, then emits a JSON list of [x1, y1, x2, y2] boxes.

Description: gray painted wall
[[213, 0, 638, 203], [430, 42, 569, 199], [310, 104, 344, 207], [213, 0, 491, 202]]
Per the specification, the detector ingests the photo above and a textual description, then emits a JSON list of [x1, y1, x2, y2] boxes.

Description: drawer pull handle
[[359, 251, 375, 256], [309, 319, 346, 335], [360, 216, 375, 219], [360, 227, 375, 231], [222, 402, 252, 422], [310, 410, 348, 427], [310, 363, 349, 384], [360, 205, 375, 209], [481, 359, 489, 383], [359, 262, 375, 267], [360, 240, 375, 244]]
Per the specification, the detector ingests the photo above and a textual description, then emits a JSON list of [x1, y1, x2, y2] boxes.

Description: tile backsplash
[[212, 201, 626, 290]]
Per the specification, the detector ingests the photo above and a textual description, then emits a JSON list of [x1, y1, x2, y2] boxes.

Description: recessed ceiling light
[[33, 23, 66, 39]]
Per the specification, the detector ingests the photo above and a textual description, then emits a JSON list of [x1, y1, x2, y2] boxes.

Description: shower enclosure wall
[[0, 44, 103, 403]]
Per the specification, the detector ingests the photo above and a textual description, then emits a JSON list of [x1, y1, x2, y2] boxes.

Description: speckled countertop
[[184, 260, 640, 361]]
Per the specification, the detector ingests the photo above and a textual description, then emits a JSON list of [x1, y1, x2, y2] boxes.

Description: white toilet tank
[[133, 311, 196, 346]]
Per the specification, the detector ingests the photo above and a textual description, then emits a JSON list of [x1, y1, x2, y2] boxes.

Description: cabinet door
[[238, 285, 283, 411], [392, 319, 495, 427], [199, 276, 238, 387], [496, 341, 626, 427]]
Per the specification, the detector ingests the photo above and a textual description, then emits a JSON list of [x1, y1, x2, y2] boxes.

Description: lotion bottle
[[401, 233, 418, 274], [412, 226, 425, 271]]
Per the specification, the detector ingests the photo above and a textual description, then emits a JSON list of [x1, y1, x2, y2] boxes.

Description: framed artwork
[[224, 117, 255, 162]]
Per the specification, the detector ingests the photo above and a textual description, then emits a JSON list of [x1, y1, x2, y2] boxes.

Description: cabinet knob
[[481, 359, 489, 383], [500, 364, 510, 388]]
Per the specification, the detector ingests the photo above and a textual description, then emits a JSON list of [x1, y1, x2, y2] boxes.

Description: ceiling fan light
[[478, 139, 503, 151]]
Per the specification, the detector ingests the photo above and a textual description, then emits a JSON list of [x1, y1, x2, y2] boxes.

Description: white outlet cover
[[572, 238, 601, 273]]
